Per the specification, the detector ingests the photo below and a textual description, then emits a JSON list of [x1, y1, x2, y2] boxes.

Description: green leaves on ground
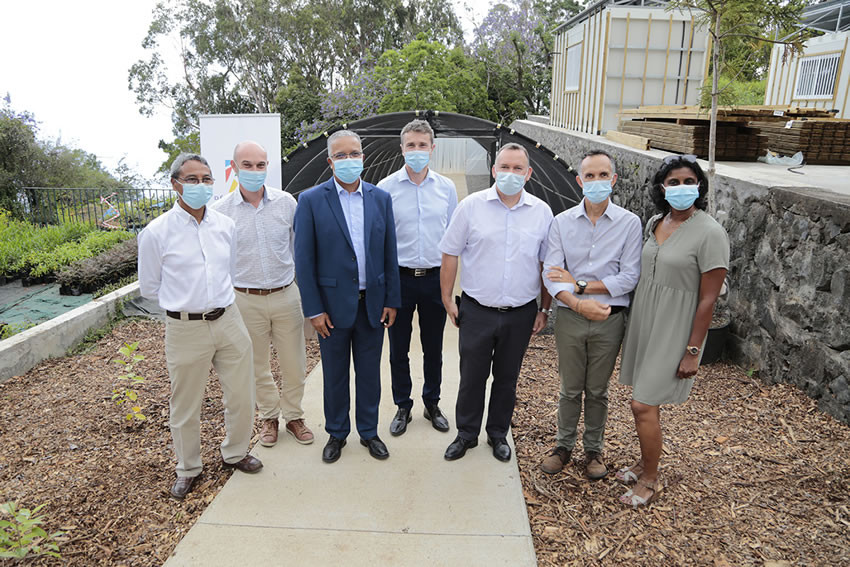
[[112, 341, 147, 422], [0, 502, 63, 559]]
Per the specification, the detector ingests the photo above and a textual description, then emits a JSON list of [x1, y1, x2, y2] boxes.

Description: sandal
[[619, 478, 662, 508], [615, 462, 643, 485]]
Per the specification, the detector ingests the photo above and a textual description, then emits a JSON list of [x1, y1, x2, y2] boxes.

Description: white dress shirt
[[377, 166, 457, 268], [334, 178, 367, 290], [138, 202, 236, 312], [439, 186, 553, 308], [211, 186, 296, 288], [543, 199, 643, 308]]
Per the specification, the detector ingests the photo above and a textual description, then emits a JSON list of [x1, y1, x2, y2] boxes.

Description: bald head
[[233, 141, 268, 171]]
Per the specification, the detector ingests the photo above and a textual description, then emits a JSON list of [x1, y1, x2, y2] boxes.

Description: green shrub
[[20, 229, 133, 278], [0, 501, 63, 559], [57, 237, 138, 291]]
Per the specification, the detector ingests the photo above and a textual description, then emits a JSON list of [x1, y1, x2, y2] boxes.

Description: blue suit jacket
[[294, 178, 401, 329]]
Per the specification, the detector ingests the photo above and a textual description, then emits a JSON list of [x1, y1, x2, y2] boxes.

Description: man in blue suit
[[294, 130, 401, 463]]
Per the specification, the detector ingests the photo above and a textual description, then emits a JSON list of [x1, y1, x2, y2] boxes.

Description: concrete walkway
[[164, 173, 537, 566]]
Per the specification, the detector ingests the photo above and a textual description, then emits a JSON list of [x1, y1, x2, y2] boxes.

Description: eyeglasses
[[177, 176, 215, 185], [662, 154, 698, 165], [331, 151, 363, 161]]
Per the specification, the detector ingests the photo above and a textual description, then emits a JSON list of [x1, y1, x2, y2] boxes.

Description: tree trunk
[[708, 11, 720, 217]]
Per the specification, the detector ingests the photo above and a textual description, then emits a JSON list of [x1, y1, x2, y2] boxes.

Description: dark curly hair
[[650, 155, 709, 214]]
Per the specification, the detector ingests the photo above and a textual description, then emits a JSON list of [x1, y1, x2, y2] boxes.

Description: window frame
[[793, 51, 843, 100]]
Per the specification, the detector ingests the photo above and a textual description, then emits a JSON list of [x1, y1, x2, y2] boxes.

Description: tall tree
[[669, 0, 808, 214]]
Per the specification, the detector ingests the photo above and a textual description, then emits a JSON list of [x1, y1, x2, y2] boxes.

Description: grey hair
[[232, 140, 268, 163], [400, 119, 434, 145], [495, 142, 529, 164], [327, 130, 362, 156], [170, 153, 211, 180], [578, 150, 616, 176]]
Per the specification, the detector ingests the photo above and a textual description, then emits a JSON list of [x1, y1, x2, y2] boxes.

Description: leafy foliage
[[111, 341, 147, 422], [19, 229, 134, 279], [57, 237, 139, 292], [0, 321, 37, 341], [0, 502, 63, 559], [0, 209, 95, 277]]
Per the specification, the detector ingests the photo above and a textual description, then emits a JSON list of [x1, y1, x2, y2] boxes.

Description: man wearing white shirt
[[439, 143, 553, 462], [377, 120, 457, 437], [212, 141, 313, 448], [539, 150, 642, 479], [138, 153, 262, 500]]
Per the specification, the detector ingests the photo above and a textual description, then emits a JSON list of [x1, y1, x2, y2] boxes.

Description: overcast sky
[[0, 0, 491, 184]]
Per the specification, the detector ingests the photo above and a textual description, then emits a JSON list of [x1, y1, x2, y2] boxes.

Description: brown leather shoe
[[540, 446, 571, 475], [223, 454, 263, 473], [286, 418, 314, 445], [585, 452, 609, 480], [259, 418, 279, 447], [170, 475, 198, 499]]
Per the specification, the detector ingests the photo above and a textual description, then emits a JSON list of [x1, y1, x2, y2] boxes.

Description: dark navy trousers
[[318, 298, 383, 440], [387, 270, 446, 410]]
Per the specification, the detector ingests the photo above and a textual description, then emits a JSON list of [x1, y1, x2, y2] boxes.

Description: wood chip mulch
[[514, 333, 850, 566], [2, 321, 848, 565], [0, 319, 320, 566]]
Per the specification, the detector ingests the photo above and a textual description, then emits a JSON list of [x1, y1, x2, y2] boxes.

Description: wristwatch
[[686, 345, 701, 356], [539, 307, 552, 316], [575, 280, 588, 295]]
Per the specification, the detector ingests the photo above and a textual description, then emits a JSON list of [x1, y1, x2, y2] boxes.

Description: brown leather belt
[[399, 266, 439, 277], [234, 282, 290, 295], [166, 307, 226, 321]]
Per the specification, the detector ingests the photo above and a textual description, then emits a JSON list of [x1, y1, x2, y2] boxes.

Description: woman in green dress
[[617, 155, 729, 508]]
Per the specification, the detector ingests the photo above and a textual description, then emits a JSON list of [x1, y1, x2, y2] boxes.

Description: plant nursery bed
[[0, 319, 320, 565], [514, 334, 850, 566]]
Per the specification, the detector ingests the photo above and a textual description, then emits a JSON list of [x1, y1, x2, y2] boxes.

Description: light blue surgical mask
[[582, 180, 612, 204], [664, 185, 700, 210], [333, 158, 363, 184], [238, 170, 266, 192], [178, 183, 213, 209], [495, 172, 526, 196], [404, 151, 430, 173]]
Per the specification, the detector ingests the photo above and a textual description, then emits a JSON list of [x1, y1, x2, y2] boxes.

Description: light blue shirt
[[440, 187, 553, 308], [377, 166, 458, 268], [334, 178, 367, 290], [543, 199, 642, 308]]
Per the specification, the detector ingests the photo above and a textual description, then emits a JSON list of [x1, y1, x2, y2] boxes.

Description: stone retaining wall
[[513, 120, 850, 424]]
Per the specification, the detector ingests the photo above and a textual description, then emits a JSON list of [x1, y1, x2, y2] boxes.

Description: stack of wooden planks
[[618, 120, 766, 160], [611, 105, 847, 162], [748, 120, 850, 165]]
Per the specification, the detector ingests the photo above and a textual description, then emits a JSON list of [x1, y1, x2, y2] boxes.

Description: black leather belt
[[399, 266, 439, 277], [358, 290, 366, 300], [462, 292, 534, 312], [166, 307, 226, 321], [609, 306, 626, 314]]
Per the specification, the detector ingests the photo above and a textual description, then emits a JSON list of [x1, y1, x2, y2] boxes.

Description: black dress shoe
[[488, 437, 511, 462], [389, 407, 412, 436], [444, 435, 478, 461], [170, 475, 198, 499], [223, 454, 264, 473], [423, 404, 450, 432], [360, 436, 389, 460], [322, 436, 347, 463]]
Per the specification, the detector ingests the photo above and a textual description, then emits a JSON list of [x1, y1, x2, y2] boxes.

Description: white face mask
[[496, 172, 526, 195]]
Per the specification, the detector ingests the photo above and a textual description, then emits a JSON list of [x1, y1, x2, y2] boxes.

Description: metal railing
[[17, 187, 176, 231]]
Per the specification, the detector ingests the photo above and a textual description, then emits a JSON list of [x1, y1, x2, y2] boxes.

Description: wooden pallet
[[618, 120, 766, 160], [748, 119, 850, 164], [618, 104, 835, 124]]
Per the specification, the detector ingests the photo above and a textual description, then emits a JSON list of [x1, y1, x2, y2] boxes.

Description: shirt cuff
[[600, 275, 621, 299], [308, 312, 325, 319]]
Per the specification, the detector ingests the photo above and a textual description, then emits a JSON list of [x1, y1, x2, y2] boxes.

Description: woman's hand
[[676, 353, 699, 379]]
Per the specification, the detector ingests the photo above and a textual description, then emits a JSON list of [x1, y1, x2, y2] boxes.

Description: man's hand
[[444, 297, 459, 327], [676, 353, 699, 379], [381, 307, 397, 328], [576, 299, 611, 321], [545, 266, 576, 284], [532, 312, 548, 335], [311, 313, 334, 338]]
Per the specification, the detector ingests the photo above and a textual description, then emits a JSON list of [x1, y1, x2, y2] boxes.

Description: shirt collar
[[574, 198, 619, 222], [171, 199, 209, 224], [486, 185, 529, 209], [400, 165, 433, 186], [237, 186, 273, 206], [334, 177, 363, 195]]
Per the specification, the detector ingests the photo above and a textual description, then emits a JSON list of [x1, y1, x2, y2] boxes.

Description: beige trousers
[[234, 283, 307, 422], [165, 304, 254, 478]]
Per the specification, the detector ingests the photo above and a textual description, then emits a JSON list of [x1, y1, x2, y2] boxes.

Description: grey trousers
[[554, 307, 626, 454]]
